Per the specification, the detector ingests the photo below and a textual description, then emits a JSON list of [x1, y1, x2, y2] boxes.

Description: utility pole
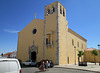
[[74, 46, 76, 65]]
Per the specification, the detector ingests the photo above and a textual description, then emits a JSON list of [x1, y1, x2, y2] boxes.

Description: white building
[[3, 51, 17, 58]]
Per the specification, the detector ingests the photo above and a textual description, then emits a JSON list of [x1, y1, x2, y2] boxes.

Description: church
[[17, 1, 87, 65]]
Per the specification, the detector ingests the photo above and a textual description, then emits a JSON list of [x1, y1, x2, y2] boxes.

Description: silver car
[[23, 60, 36, 66]]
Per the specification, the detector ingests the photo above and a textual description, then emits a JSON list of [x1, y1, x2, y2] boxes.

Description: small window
[[47, 34, 51, 44], [46, 33, 53, 47], [48, 9, 50, 14], [60, 6, 62, 14], [63, 8, 65, 17], [72, 39, 74, 46], [46, 38, 48, 45], [82, 44, 83, 49], [77, 42, 79, 47], [32, 29, 37, 34], [51, 7, 55, 14], [53, 7, 55, 13]]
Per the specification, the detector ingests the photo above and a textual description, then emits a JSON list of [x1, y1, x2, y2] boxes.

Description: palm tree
[[77, 51, 84, 62], [91, 49, 98, 65]]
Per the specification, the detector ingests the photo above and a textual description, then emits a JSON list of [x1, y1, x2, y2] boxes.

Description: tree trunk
[[78, 57, 80, 63], [94, 55, 96, 65], [81, 57, 82, 62]]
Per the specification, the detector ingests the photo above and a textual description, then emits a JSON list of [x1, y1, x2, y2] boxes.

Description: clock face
[[32, 29, 37, 34]]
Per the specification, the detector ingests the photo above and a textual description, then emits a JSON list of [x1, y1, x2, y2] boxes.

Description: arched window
[[60, 6, 62, 14], [47, 9, 50, 14], [72, 39, 74, 46], [63, 8, 65, 17], [51, 7, 55, 14], [52, 7, 55, 13]]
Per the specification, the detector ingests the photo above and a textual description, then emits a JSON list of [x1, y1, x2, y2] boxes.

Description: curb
[[54, 67, 100, 73]]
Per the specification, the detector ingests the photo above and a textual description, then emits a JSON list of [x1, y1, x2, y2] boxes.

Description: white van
[[0, 58, 21, 73]]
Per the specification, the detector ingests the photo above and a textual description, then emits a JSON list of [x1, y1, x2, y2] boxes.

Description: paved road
[[22, 67, 99, 73]]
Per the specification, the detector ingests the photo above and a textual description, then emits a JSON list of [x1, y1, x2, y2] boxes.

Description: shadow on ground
[[54, 67, 99, 73], [34, 71, 46, 73], [22, 65, 37, 68]]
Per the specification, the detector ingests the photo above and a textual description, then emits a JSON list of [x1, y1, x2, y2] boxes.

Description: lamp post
[[97, 44, 100, 66], [84, 50, 86, 62], [74, 46, 76, 65]]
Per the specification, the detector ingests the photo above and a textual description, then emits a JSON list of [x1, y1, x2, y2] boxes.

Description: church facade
[[17, 1, 87, 65]]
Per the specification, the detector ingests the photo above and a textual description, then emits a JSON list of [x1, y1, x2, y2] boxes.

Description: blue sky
[[0, 0, 100, 54]]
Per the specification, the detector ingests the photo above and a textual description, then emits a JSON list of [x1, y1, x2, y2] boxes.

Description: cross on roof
[[34, 13, 37, 19]]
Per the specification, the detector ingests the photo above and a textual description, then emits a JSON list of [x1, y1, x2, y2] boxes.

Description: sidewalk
[[54, 63, 100, 72]]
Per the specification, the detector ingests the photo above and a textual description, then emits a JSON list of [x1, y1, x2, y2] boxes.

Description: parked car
[[48, 60, 54, 68], [0, 58, 21, 73], [22, 59, 36, 66], [78, 62, 87, 66], [36, 60, 54, 68]]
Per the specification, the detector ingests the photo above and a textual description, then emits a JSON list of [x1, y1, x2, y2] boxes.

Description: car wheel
[[29, 64, 32, 66], [23, 64, 25, 67], [37, 64, 38, 67], [36, 64, 39, 67], [50, 65, 53, 68]]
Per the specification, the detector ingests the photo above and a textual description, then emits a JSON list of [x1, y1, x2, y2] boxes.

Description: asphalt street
[[22, 67, 99, 73]]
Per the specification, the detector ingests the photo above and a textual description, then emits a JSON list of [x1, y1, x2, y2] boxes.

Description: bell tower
[[43, 1, 68, 65]]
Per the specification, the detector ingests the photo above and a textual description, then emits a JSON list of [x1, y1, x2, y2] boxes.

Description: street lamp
[[74, 46, 76, 65], [84, 50, 86, 62], [97, 44, 100, 66]]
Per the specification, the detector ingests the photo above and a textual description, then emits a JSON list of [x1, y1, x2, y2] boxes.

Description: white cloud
[[4, 29, 19, 33]]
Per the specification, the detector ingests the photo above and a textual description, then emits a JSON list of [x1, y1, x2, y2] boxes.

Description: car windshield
[[26, 60, 31, 62], [49, 61, 52, 63], [26, 60, 29, 62]]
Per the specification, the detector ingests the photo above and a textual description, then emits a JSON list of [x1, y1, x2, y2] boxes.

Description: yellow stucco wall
[[67, 29, 87, 64], [85, 50, 100, 62], [17, 19, 44, 62], [45, 13, 58, 64], [59, 14, 68, 65]]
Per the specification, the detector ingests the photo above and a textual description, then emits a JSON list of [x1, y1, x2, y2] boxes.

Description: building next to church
[[17, 1, 87, 65], [85, 48, 100, 63], [2, 51, 17, 58]]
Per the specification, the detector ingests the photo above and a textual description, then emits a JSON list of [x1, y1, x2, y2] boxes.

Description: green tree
[[77, 51, 84, 62], [91, 49, 98, 65], [1, 53, 3, 56], [1, 53, 3, 57]]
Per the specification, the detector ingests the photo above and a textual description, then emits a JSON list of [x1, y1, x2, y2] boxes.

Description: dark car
[[18, 59, 22, 68], [48, 60, 54, 68], [36, 60, 54, 68]]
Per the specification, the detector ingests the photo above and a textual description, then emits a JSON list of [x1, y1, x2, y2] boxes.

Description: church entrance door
[[31, 52, 36, 61]]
